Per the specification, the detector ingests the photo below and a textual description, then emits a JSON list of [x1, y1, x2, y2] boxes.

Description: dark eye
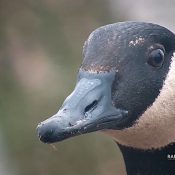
[[147, 49, 165, 67]]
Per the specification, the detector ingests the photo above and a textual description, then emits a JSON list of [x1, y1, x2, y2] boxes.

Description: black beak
[[37, 71, 128, 143]]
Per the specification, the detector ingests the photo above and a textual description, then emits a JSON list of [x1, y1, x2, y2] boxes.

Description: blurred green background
[[0, 0, 175, 175]]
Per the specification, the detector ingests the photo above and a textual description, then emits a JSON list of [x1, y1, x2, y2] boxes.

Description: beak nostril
[[84, 100, 98, 114]]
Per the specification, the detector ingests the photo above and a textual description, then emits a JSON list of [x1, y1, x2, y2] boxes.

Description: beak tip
[[36, 122, 52, 143], [36, 118, 68, 144]]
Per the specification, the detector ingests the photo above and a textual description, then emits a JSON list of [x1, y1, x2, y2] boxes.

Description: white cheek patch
[[105, 53, 175, 150]]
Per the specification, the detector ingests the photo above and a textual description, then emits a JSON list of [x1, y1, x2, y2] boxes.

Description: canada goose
[[37, 22, 175, 175]]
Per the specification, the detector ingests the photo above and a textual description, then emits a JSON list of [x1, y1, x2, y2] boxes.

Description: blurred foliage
[[0, 0, 126, 175]]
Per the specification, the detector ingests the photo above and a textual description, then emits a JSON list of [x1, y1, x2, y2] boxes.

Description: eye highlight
[[147, 49, 165, 68]]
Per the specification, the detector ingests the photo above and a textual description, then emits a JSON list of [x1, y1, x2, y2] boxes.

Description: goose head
[[37, 21, 175, 150]]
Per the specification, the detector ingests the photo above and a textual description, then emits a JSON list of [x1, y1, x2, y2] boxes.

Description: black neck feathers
[[118, 143, 175, 175]]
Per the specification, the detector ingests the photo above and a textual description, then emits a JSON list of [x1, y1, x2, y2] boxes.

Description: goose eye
[[147, 49, 165, 67]]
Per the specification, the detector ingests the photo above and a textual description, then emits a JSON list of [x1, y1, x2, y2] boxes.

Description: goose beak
[[37, 71, 128, 143]]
